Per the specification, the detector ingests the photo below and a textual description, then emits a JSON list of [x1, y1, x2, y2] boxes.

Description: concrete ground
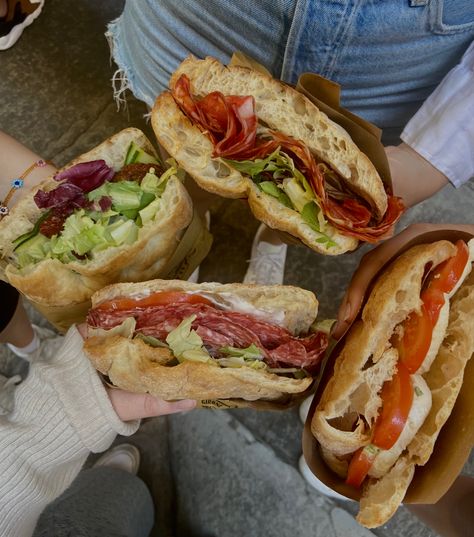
[[1, 1, 473, 536]]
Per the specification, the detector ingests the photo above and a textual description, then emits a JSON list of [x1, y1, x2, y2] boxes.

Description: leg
[[33, 467, 154, 537], [0, 283, 33, 347]]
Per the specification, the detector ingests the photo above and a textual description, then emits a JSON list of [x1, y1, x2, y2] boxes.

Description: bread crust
[[310, 240, 474, 527], [84, 280, 320, 401], [0, 128, 193, 306]]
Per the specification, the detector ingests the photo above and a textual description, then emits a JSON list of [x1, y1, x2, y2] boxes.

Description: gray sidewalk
[[1, 1, 473, 536]]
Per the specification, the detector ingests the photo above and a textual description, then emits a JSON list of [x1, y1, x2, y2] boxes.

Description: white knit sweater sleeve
[[0, 326, 139, 537]]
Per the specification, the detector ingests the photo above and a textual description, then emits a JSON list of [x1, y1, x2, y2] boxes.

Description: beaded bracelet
[[0, 159, 50, 220]]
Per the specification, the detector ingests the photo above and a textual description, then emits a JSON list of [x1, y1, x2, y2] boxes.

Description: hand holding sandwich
[[75, 322, 196, 420], [332, 223, 474, 340]]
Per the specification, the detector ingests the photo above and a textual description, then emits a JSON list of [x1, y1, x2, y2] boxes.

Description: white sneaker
[[243, 224, 287, 285], [93, 443, 140, 475], [0, 0, 44, 50], [299, 394, 314, 424], [299, 455, 352, 501], [6, 323, 57, 362]]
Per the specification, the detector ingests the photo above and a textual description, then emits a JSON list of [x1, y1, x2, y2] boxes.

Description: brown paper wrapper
[[160, 209, 213, 280], [229, 52, 392, 192], [26, 209, 213, 333], [196, 383, 315, 410], [302, 224, 474, 504]]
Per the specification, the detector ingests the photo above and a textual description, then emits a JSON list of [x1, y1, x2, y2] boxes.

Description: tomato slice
[[424, 240, 469, 295], [372, 362, 413, 450], [96, 291, 212, 312], [346, 445, 379, 488], [396, 305, 433, 374], [420, 286, 445, 325]]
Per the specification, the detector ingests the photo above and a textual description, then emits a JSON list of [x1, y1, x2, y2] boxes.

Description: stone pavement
[[1, 1, 473, 536]]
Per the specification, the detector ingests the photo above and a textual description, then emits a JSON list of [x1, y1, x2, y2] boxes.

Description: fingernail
[[176, 399, 197, 411], [342, 300, 352, 322]]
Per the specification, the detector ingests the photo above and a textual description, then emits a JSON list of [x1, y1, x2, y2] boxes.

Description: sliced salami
[[88, 294, 328, 371]]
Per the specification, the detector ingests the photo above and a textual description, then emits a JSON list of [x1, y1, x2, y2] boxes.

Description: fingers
[[106, 387, 196, 421], [76, 323, 87, 339]]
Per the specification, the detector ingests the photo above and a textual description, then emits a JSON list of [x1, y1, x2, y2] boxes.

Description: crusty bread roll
[[84, 279, 322, 401], [311, 239, 474, 527], [0, 128, 193, 307], [152, 56, 392, 255]]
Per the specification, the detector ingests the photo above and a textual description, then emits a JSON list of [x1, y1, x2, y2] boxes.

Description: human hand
[[76, 323, 197, 421], [331, 223, 474, 340], [386, 143, 449, 208], [106, 387, 196, 421]]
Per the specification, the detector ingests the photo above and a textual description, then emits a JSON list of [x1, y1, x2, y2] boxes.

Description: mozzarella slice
[[368, 374, 432, 479], [418, 300, 449, 375]]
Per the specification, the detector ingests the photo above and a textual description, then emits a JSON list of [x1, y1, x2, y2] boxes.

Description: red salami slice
[[171, 77, 405, 242], [88, 296, 328, 371]]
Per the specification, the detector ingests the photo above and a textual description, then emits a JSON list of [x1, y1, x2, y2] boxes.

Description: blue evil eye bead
[[0, 205, 9, 215], [12, 178, 24, 188]]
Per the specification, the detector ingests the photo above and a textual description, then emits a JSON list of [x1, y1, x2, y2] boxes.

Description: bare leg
[[0, 299, 34, 347]]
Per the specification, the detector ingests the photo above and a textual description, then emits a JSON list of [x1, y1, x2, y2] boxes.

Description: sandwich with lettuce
[[0, 128, 196, 328], [84, 279, 330, 402]]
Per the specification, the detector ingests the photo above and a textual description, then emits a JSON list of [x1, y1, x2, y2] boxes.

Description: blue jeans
[[108, 0, 474, 144]]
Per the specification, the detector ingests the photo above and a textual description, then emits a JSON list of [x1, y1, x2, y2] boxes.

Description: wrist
[[386, 143, 449, 208]]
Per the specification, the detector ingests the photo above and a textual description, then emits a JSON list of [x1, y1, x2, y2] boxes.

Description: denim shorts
[[108, 0, 474, 144]]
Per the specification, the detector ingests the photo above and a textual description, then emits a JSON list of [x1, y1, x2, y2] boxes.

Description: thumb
[[106, 387, 196, 421]]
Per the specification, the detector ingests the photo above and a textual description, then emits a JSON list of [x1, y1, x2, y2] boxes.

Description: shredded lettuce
[[88, 317, 137, 339], [219, 343, 264, 361], [224, 149, 336, 249], [216, 356, 267, 369], [281, 178, 313, 212], [13, 156, 177, 268], [165, 315, 215, 365]]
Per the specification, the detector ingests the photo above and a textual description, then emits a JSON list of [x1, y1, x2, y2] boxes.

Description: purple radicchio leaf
[[54, 160, 115, 192], [34, 182, 84, 209], [98, 196, 112, 211]]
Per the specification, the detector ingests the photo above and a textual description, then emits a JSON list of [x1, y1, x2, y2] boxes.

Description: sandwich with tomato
[[83, 279, 329, 401], [152, 56, 404, 255], [311, 239, 474, 527], [0, 128, 195, 327]]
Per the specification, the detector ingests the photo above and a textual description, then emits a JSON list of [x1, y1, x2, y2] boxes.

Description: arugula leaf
[[301, 202, 337, 248]]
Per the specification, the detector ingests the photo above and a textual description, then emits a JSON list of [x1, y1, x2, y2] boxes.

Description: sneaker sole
[[0, 0, 44, 50]]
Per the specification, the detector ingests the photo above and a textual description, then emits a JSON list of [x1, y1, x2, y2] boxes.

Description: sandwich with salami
[[152, 56, 404, 255], [311, 238, 474, 527], [83, 279, 329, 401], [0, 128, 197, 330]]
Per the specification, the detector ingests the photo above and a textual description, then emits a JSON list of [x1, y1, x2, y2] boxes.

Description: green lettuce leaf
[[301, 202, 337, 248], [165, 315, 215, 365], [219, 343, 264, 361]]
